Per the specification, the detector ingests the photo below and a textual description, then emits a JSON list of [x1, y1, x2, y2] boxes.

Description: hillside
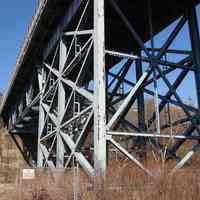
[[0, 94, 26, 198], [0, 93, 24, 167]]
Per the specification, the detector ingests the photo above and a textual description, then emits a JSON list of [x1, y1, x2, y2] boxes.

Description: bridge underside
[[1, 0, 200, 177]]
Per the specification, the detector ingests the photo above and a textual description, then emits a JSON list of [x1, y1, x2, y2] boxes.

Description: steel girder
[[4, 0, 200, 178], [7, 68, 40, 166]]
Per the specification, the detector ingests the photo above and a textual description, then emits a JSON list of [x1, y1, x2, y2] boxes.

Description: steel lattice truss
[[2, 0, 200, 178]]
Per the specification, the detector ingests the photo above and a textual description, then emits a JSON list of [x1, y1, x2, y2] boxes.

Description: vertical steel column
[[37, 67, 45, 167], [148, 0, 160, 135], [56, 40, 66, 168], [188, 5, 200, 109], [93, 0, 107, 177], [136, 55, 146, 151], [136, 54, 146, 131]]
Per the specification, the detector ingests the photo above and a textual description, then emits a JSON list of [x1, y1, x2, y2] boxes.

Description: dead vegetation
[[1, 158, 199, 200], [0, 98, 199, 199]]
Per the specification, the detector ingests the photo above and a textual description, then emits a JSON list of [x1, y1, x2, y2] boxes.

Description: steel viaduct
[[1, 0, 200, 178]]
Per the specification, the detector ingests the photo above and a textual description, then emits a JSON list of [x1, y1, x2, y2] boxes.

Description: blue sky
[[0, 2, 200, 105], [0, 0, 36, 93]]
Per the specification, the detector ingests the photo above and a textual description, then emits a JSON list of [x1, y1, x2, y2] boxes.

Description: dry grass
[[0, 99, 199, 199], [0, 157, 198, 200], [91, 159, 200, 200]]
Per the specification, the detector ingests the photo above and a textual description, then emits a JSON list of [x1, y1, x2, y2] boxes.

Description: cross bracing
[[1, 0, 200, 179]]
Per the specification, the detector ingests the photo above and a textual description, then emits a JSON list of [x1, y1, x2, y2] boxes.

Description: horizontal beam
[[107, 131, 200, 140], [105, 50, 195, 71], [146, 48, 191, 55], [64, 29, 93, 36]]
